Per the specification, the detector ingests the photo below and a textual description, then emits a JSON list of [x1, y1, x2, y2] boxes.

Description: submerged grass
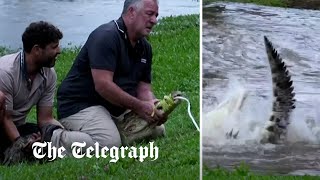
[[0, 14, 200, 179]]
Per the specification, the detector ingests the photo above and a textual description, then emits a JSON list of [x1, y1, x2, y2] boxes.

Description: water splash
[[203, 78, 320, 146], [288, 101, 320, 144]]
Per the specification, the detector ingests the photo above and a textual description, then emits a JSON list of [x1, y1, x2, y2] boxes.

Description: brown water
[[202, 2, 320, 176], [0, 0, 199, 48]]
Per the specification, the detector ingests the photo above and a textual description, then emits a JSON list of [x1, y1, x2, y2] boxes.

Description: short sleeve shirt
[[57, 17, 153, 119], [0, 52, 57, 126]]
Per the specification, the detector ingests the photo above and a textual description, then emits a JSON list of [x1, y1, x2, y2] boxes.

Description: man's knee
[[59, 106, 122, 148], [96, 131, 122, 148]]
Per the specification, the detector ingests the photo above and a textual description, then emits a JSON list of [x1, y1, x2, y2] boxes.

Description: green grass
[[203, 164, 320, 180], [203, 0, 320, 9], [203, 0, 289, 8], [0, 14, 200, 179]]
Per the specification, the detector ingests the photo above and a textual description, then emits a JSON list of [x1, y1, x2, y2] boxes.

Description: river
[[202, 2, 320, 176], [0, 0, 199, 48]]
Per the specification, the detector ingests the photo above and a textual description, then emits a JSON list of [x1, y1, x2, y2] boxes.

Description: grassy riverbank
[[203, 0, 287, 7], [203, 165, 320, 180], [203, 0, 320, 9], [0, 14, 200, 179]]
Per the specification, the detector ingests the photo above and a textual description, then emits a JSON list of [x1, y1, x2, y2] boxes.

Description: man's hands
[[151, 99, 168, 125], [134, 100, 168, 125], [25, 132, 41, 151]]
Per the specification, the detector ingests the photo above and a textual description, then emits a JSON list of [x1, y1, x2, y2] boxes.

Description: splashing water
[[288, 101, 320, 143], [203, 78, 320, 175], [203, 78, 320, 145]]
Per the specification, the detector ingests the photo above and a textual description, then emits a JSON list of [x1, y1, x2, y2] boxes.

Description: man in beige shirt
[[0, 21, 63, 164]]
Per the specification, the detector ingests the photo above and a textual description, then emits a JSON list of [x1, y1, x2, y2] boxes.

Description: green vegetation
[[203, 164, 320, 179], [204, 0, 320, 10], [203, 0, 288, 7], [0, 47, 12, 57], [0, 14, 200, 179]]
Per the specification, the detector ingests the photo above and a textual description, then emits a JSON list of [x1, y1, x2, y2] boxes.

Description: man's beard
[[42, 57, 55, 68]]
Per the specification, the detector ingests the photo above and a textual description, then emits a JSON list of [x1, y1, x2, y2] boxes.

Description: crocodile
[[226, 36, 296, 144], [116, 91, 183, 145]]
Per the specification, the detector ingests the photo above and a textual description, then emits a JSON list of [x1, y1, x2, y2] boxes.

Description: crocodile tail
[[262, 36, 295, 144]]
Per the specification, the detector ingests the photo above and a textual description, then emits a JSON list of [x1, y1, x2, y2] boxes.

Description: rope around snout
[[174, 96, 200, 132]]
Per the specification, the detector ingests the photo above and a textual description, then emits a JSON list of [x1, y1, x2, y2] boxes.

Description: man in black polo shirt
[[43, 0, 166, 152]]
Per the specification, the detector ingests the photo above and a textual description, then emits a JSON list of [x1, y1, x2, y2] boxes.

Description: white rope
[[174, 96, 200, 132]]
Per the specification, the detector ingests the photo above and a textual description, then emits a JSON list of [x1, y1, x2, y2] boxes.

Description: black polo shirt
[[57, 17, 152, 119]]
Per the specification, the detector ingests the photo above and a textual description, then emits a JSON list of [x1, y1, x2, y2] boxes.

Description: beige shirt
[[0, 52, 56, 126]]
